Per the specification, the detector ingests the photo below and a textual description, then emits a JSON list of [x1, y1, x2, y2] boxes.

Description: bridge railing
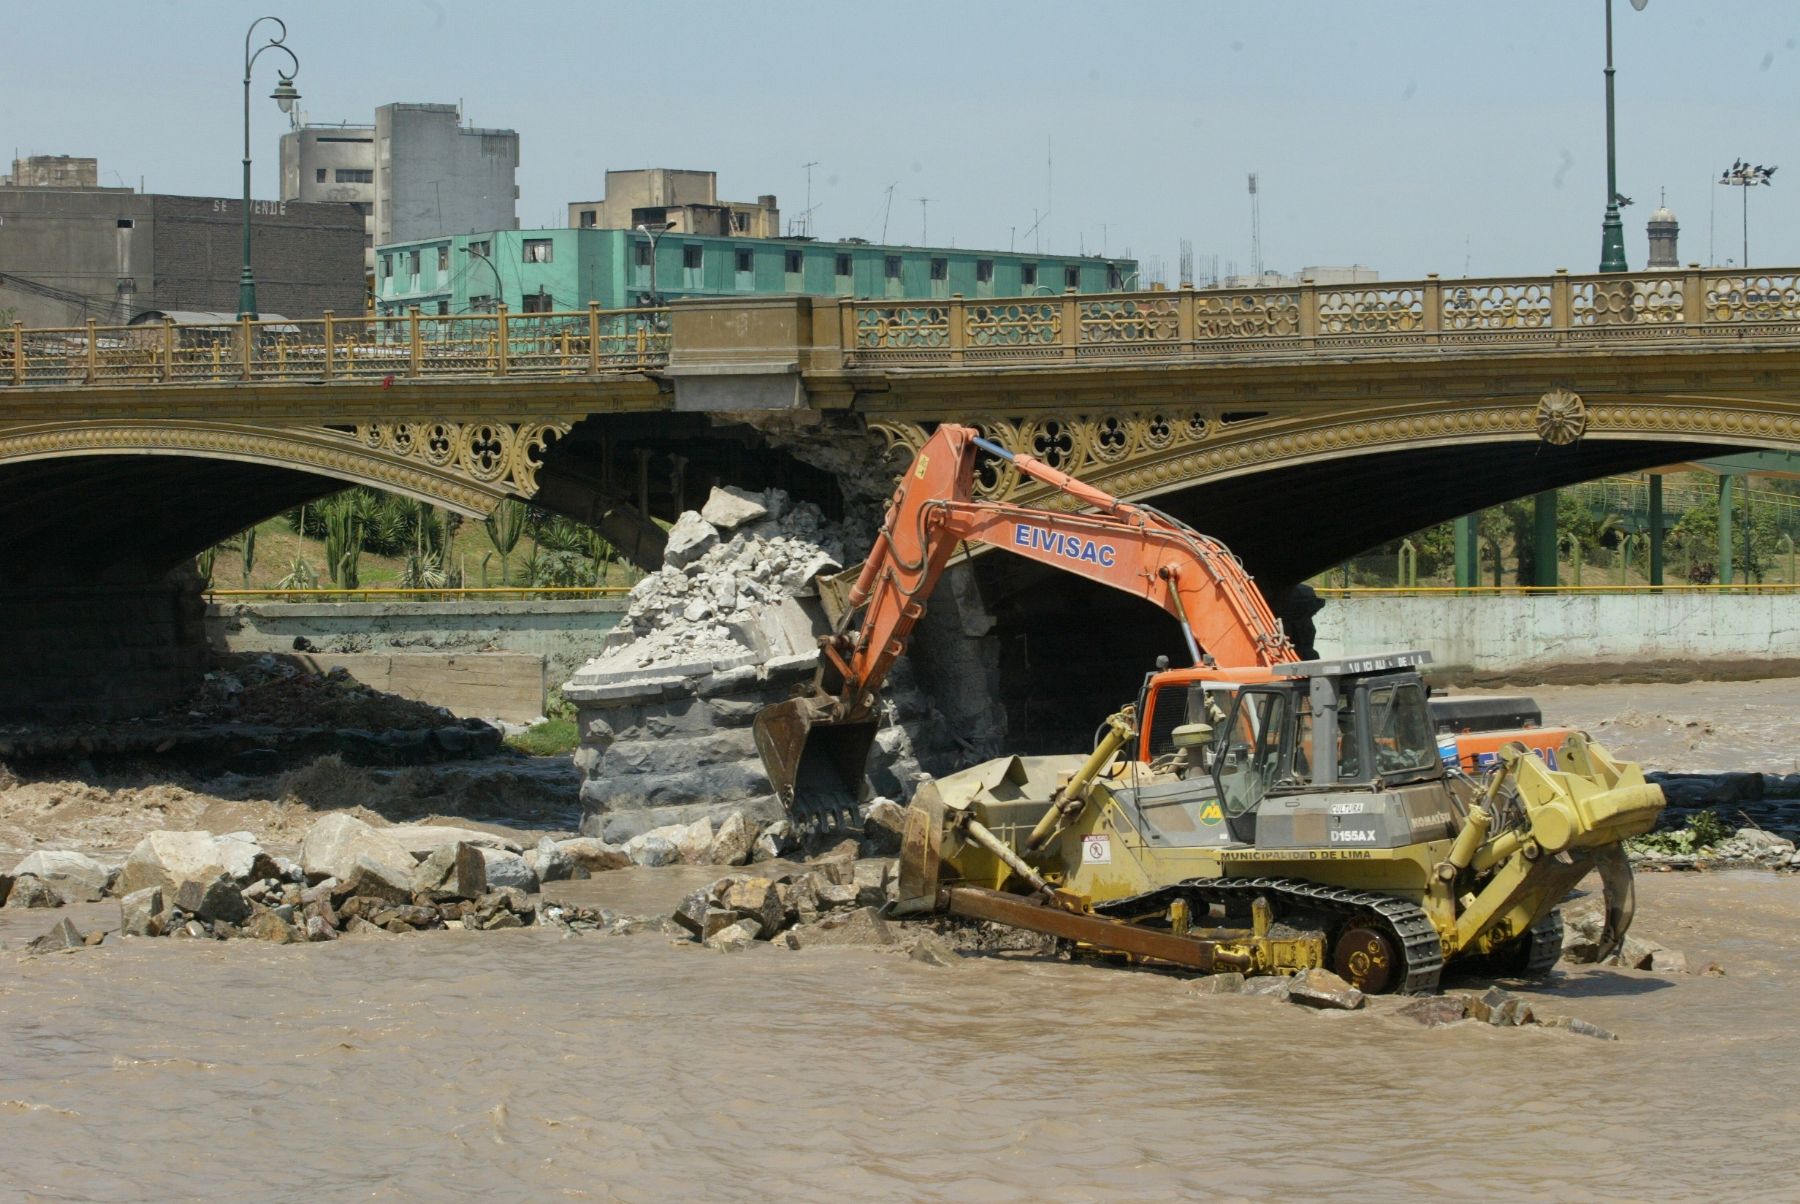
[[841, 267, 1800, 364], [3, 304, 671, 387]]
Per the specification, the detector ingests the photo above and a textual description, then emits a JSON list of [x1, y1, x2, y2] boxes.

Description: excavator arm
[[753, 422, 1294, 832]]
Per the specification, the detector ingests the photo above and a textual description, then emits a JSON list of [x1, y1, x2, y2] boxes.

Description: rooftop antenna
[[880, 182, 897, 243], [1023, 207, 1049, 254], [917, 197, 932, 244], [1248, 172, 1263, 278], [801, 161, 819, 237]]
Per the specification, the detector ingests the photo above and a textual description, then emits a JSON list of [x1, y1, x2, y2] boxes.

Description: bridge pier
[[1648, 474, 1665, 586], [0, 567, 209, 722], [1533, 490, 1559, 588]]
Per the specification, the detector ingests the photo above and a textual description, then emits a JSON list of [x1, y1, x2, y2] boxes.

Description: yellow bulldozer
[[754, 425, 1664, 992]]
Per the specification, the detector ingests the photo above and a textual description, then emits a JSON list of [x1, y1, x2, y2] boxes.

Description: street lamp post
[[239, 16, 300, 319], [1718, 160, 1777, 270], [463, 245, 504, 311], [634, 222, 673, 306], [1598, 0, 1648, 273]]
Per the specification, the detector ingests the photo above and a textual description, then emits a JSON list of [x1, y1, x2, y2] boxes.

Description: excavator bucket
[[752, 694, 877, 839]]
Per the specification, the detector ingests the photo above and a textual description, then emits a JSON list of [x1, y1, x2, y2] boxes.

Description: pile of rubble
[[1629, 822, 1800, 873], [563, 486, 942, 842]]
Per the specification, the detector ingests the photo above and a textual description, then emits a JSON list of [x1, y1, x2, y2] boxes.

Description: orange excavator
[[754, 423, 1662, 991]]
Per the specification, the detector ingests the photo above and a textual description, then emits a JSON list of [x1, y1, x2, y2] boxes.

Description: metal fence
[[3, 305, 671, 387]]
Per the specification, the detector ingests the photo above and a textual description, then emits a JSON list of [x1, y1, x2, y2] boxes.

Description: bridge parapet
[[838, 268, 1800, 366]]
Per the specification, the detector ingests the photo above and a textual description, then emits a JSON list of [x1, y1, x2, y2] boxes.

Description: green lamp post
[[1598, 0, 1647, 273], [238, 16, 300, 319]]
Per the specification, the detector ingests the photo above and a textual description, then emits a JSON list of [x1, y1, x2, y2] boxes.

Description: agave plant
[[276, 557, 318, 590]]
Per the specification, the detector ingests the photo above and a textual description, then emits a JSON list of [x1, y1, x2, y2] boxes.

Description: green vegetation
[[504, 718, 578, 757], [1627, 809, 1732, 856]]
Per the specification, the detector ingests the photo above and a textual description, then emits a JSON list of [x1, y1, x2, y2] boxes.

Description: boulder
[[1649, 947, 1689, 974], [1286, 968, 1367, 1011], [1397, 996, 1470, 1027], [211, 832, 279, 884], [416, 842, 489, 901], [1241, 975, 1295, 1000], [671, 817, 715, 864], [782, 906, 894, 949], [752, 820, 797, 864], [708, 812, 757, 867], [721, 877, 785, 938], [117, 830, 228, 897], [704, 917, 761, 953], [0, 871, 12, 907], [671, 887, 711, 937], [701, 907, 748, 941], [556, 837, 631, 874], [27, 917, 85, 953], [852, 859, 893, 908], [299, 814, 418, 887], [243, 910, 302, 944], [1189, 972, 1247, 996], [1469, 987, 1534, 1027], [304, 915, 338, 942], [700, 486, 770, 532], [526, 839, 578, 884], [9, 850, 114, 902], [380, 824, 522, 858], [809, 839, 859, 886], [118, 886, 166, 937], [330, 863, 417, 907], [860, 798, 908, 856], [815, 880, 861, 912], [623, 829, 682, 868], [906, 933, 960, 967], [1734, 827, 1795, 854], [173, 874, 251, 925], [3, 874, 63, 909], [663, 512, 720, 568], [477, 848, 539, 893]]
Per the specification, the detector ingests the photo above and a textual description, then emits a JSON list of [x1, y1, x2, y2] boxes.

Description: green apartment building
[[374, 227, 1137, 315]]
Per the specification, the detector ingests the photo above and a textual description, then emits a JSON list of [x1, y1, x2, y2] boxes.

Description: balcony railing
[[839, 267, 1800, 365], [2, 304, 670, 387]]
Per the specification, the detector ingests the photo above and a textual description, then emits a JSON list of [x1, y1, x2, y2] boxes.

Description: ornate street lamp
[[1718, 160, 1777, 270], [1598, 0, 1648, 273], [239, 16, 300, 319]]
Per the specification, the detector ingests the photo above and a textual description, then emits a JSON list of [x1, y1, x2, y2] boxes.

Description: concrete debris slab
[[663, 512, 720, 569], [700, 485, 771, 531], [9, 850, 115, 902], [1287, 969, 1367, 1011], [118, 830, 228, 897], [299, 814, 418, 887]]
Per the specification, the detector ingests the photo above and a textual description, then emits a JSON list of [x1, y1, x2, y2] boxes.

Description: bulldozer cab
[[1212, 652, 1440, 835]]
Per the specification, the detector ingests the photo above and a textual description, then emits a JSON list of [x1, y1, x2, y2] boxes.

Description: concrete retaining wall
[[1315, 591, 1800, 681], [207, 598, 627, 689]]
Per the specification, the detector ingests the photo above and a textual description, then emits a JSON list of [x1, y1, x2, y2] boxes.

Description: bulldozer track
[[1520, 909, 1564, 977], [1099, 875, 1445, 994]]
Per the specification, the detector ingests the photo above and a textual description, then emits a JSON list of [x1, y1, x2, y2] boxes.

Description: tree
[[484, 499, 527, 585]]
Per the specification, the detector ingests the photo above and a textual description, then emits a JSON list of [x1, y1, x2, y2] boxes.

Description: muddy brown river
[[3, 680, 1800, 1200]]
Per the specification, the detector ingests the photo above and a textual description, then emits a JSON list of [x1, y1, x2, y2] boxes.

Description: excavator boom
[[753, 423, 1293, 832]]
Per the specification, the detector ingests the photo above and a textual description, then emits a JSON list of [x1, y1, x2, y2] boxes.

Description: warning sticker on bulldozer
[[1081, 835, 1112, 864]]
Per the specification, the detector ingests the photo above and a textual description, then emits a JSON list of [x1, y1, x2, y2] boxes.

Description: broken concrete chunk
[[10, 850, 115, 902], [211, 832, 279, 885], [663, 512, 720, 568], [476, 848, 538, 893], [1287, 968, 1367, 1011], [173, 874, 251, 925], [722, 877, 785, 938], [1240, 974, 1295, 1000], [1649, 947, 1689, 974], [416, 842, 488, 901], [117, 829, 227, 897], [243, 910, 302, 944], [1189, 972, 1247, 996], [624, 832, 681, 868], [704, 917, 762, 953], [700, 486, 771, 531], [859, 799, 907, 856], [783, 906, 894, 949], [299, 814, 418, 887], [752, 820, 797, 864], [671, 817, 716, 864], [1397, 995, 1470, 1027], [556, 837, 630, 874], [907, 933, 960, 967]]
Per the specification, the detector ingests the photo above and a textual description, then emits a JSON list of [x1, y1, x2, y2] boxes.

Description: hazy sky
[[6, 1, 1798, 280]]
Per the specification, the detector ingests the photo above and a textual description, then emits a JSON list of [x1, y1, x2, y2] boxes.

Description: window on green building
[[835, 254, 852, 277], [1065, 265, 1081, 289], [1108, 264, 1125, 289], [735, 248, 754, 273], [634, 241, 652, 268], [437, 246, 449, 272], [1021, 263, 1037, 287], [523, 290, 553, 313], [683, 245, 703, 269], [469, 240, 491, 257], [976, 259, 994, 283], [929, 258, 947, 281], [436, 300, 448, 315], [784, 249, 803, 274], [470, 294, 494, 312], [523, 239, 553, 264], [884, 255, 902, 280], [408, 249, 421, 278]]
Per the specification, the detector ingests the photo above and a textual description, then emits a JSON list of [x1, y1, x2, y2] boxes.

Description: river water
[[2, 869, 1796, 1202], [4, 680, 1800, 1200]]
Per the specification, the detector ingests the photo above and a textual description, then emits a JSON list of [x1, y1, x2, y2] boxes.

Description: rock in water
[[244, 911, 302, 944], [783, 906, 894, 949], [9, 850, 115, 902], [1287, 968, 1367, 1011], [298, 815, 418, 887], [704, 918, 761, 952], [1189, 972, 1247, 996], [416, 842, 489, 901], [700, 486, 771, 531], [1398, 995, 1471, 1027], [117, 830, 228, 897], [906, 933, 960, 967], [211, 832, 279, 884], [27, 917, 85, 953], [477, 848, 539, 893], [721, 877, 784, 938], [174, 874, 251, 925], [556, 838, 631, 874], [1241, 975, 1295, 1000], [3, 875, 63, 909], [119, 886, 166, 937], [708, 812, 756, 866], [624, 831, 681, 868]]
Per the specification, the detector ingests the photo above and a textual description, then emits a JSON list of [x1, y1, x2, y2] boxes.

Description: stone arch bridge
[[6, 268, 1800, 716]]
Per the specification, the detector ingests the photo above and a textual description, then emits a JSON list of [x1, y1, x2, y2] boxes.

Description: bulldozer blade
[[752, 695, 877, 840], [892, 788, 946, 916], [1593, 842, 1637, 963]]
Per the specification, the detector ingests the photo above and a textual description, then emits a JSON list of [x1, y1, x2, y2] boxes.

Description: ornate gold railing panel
[[841, 267, 1800, 366], [2, 305, 669, 387]]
